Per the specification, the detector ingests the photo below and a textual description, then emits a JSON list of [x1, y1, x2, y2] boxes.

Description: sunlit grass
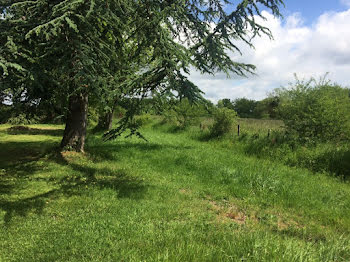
[[0, 122, 349, 261]]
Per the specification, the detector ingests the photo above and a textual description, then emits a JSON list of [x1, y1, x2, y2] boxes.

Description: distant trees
[[217, 99, 235, 110], [232, 98, 258, 118], [257, 96, 280, 119], [216, 97, 279, 119]]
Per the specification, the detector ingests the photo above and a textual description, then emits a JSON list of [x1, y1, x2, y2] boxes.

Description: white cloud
[[341, 0, 350, 7], [189, 9, 350, 102]]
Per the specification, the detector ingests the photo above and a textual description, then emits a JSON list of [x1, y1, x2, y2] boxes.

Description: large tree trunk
[[96, 108, 114, 131], [60, 92, 88, 152]]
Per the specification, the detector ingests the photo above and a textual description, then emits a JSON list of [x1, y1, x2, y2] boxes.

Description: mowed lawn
[[0, 123, 350, 261]]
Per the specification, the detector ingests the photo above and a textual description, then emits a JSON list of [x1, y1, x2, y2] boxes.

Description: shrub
[[210, 108, 238, 137], [163, 99, 204, 129], [0, 105, 12, 124], [7, 114, 39, 125], [135, 114, 152, 127], [276, 77, 350, 142]]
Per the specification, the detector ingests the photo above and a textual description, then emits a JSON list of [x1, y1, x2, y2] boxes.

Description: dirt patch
[[208, 200, 248, 225], [6, 126, 62, 136], [179, 188, 192, 195], [225, 211, 247, 225], [206, 198, 305, 231], [7, 126, 31, 132], [60, 151, 85, 162], [277, 219, 289, 230], [277, 217, 303, 231]]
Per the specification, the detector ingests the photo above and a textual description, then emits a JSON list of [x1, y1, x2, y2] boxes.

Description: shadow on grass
[[5, 126, 63, 136], [314, 148, 350, 179], [0, 130, 192, 225], [0, 141, 58, 168], [0, 190, 55, 224], [0, 148, 147, 225], [52, 153, 147, 199], [196, 131, 214, 142]]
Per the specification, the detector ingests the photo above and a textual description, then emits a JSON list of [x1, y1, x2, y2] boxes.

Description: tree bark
[[60, 92, 88, 152]]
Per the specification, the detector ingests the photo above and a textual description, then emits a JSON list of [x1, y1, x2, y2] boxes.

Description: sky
[[188, 0, 350, 102]]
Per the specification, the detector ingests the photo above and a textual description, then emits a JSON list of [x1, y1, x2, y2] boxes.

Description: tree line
[[217, 96, 279, 119]]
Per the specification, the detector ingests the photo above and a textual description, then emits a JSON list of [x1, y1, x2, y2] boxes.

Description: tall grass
[[185, 116, 349, 178], [0, 122, 350, 261]]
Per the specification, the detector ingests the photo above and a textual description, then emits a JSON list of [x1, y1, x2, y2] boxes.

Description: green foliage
[[135, 114, 152, 127], [0, 104, 11, 124], [276, 77, 350, 141], [1, 0, 285, 148], [217, 98, 234, 110], [216, 97, 280, 119], [254, 96, 280, 119], [164, 99, 205, 129], [210, 108, 238, 137], [115, 106, 127, 119], [232, 98, 258, 118], [88, 106, 99, 127], [7, 113, 39, 125]]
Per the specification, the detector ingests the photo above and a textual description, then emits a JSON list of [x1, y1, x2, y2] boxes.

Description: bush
[[276, 77, 350, 142], [135, 114, 152, 127], [7, 114, 39, 125], [210, 108, 238, 137], [0, 105, 12, 124], [163, 99, 204, 129]]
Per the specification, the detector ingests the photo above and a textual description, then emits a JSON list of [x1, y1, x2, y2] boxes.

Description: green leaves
[[0, 58, 25, 76], [65, 17, 79, 33], [210, 107, 238, 137], [276, 76, 350, 142], [1, 0, 285, 145]]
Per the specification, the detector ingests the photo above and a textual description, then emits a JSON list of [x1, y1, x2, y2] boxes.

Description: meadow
[[1, 120, 350, 261]]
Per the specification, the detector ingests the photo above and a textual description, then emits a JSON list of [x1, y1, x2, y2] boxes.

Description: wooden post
[[268, 129, 271, 138], [238, 124, 240, 136]]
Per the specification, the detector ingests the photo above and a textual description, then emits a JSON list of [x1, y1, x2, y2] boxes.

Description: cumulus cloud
[[189, 9, 350, 102]]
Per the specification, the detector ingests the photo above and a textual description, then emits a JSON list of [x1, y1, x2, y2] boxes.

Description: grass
[[1, 121, 350, 261], [195, 116, 350, 178], [198, 117, 284, 135]]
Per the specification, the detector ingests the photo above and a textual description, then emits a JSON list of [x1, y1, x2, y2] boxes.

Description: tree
[[1, 0, 285, 152], [217, 98, 234, 110], [167, 98, 206, 129], [276, 76, 350, 141], [254, 96, 279, 119], [232, 98, 257, 118]]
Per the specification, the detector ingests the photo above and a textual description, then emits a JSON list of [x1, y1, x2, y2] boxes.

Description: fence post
[[268, 129, 271, 138], [238, 124, 240, 136]]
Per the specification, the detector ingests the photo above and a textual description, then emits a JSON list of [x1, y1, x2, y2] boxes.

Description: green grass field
[[1, 122, 350, 261]]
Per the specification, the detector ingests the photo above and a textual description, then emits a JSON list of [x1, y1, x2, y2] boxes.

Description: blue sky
[[282, 0, 348, 23], [189, 0, 350, 102]]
